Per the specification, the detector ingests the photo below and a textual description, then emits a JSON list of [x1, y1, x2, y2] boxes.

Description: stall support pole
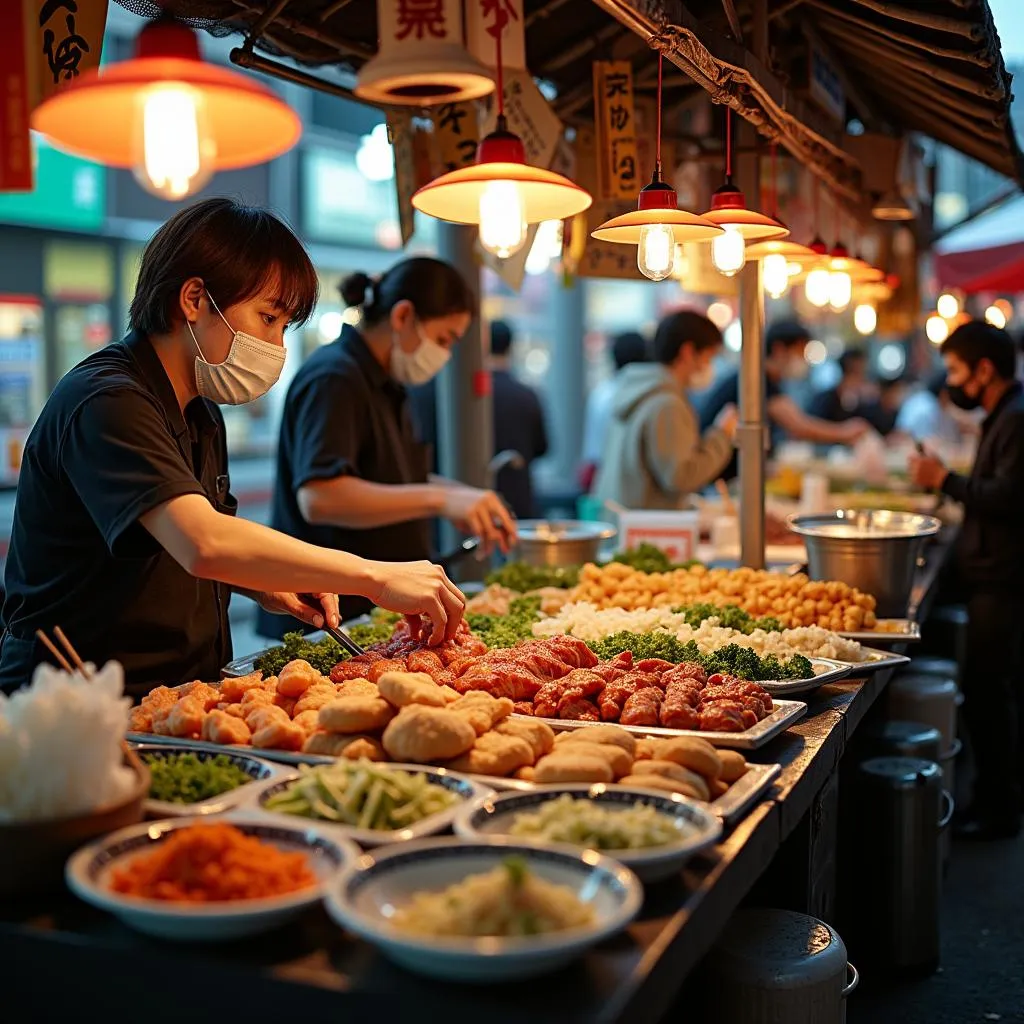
[[737, 258, 766, 569], [548, 276, 586, 494]]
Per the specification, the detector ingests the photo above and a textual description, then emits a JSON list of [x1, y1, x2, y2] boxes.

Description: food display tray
[[837, 619, 921, 644], [125, 736, 779, 830], [514, 698, 807, 751], [846, 647, 912, 674], [758, 658, 851, 696]]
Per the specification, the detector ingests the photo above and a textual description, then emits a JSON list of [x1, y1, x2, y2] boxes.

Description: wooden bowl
[[0, 749, 150, 900]]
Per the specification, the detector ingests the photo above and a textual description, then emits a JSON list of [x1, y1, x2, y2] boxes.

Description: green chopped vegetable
[[672, 602, 784, 635], [143, 752, 253, 805], [606, 543, 701, 575], [503, 855, 528, 887], [467, 595, 543, 649], [484, 563, 581, 591], [263, 759, 461, 831], [253, 621, 395, 677], [586, 632, 813, 681]]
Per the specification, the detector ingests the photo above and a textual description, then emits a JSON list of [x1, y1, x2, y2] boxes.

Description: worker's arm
[[297, 475, 446, 529], [141, 494, 465, 644], [767, 394, 870, 445], [646, 397, 733, 496]]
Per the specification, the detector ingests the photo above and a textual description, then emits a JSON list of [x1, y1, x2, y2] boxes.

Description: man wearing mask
[[594, 310, 737, 509], [699, 320, 872, 459], [910, 320, 1024, 840]]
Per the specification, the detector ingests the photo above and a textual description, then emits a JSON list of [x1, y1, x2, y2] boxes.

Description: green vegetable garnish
[[484, 563, 581, 591], [606, 543, 701, 575], [672, 602, 784, 635], [503, 855, 528, 888], [143, 752, 253, 804], [467, 595, 543, 649], [253, 622, 395, 676]]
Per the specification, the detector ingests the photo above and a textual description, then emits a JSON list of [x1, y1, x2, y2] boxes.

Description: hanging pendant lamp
[[31, 17, 301, 201], [412, 21, 590, 258], [590, 53, 721, 281], [702, 110, 787, 277]]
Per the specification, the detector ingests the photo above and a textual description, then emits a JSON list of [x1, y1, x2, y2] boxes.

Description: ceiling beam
[[846, 0, 983, 40], [720, 0, 743, 42]]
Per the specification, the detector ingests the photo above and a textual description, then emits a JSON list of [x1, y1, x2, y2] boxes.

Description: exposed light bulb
[[805, 267, 831, 307], [478, 180, 528, 259], [762, 254, 790, 298], [671, 242, 690, 282], [926, 314, 949, 345], [133, 85, 215, 200], [637, 223, 675, 281], [984, 304, 1007, 329], [828, 270, 852, 312], [854, 303, 877, 335], [936, 292, 959, 320], [711, 225, 746, 277]]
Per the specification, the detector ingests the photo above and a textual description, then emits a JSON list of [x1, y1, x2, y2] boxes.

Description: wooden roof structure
[[115, 0, 1023, 200]]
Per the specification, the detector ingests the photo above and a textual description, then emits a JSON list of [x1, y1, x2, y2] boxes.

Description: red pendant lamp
[[412, 19, 590, 259], [31, 18, 301, 201], [590, 53, 721, 281]]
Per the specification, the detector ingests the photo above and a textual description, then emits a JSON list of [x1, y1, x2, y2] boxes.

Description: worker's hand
[[440, 487, 518, 555], [365, 559, 466, 646], [908, 450, 949, 491], [715, 403, 739, 439], [840, 417, 873, 443], [258, 592, 340, 630]]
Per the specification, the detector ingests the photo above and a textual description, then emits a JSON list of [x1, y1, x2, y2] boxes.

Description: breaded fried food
[[241, 687, 274, 709], [550, 739, 630, 779], [166, 697, 206, 738], [334, 677, 380, 699], [276, 659, 323, 698], [553, 724, 637, 758], [142, 685, 178, 709], [201, 709, 251, 746], [220, 672, 265, 703], [618, 773, 704, 799], [628, 760, 710, 800], [649, 737, 722, 781], [382, 705, 476, 763], [302, 731, 386, 760], [293, 683, 337, 716], [533, 753, 614, 784], [717, 749, 749, 783], [377, 671, 447, 709], [493, 718, 555, 760], [318, 695, 396, 734], [178, 682, 222, 712], [438, 685, 461, 704], [222, 703, 246, 719], [449, 691, 514, 735], [515, 765, 536, 782], [252, 719, 306, 752], [291, 709, 321, 734], [149, 705, 174, 736], [272, 693, 298, 717], [244, 704, 290, 732], [446, 732, 535, 777], [128, 705, 153, 733]]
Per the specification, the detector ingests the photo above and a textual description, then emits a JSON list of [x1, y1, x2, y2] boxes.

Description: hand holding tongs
[[298, 595, 365, 656]]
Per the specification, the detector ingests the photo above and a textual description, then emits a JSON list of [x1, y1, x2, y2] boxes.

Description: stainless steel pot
[[788, 509, 941, 618], [511, 520, 616, 568]]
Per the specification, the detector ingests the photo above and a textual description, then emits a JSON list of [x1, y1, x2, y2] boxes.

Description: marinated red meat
[[513, 701, 534, 716], [663, 678, 703, 707], [701, 680, 772, 718], [558, 668, 605, 697], [559, 697, 601, 721], [533, 682, 562, 718], [407, 650, 445, 675], [662, 662, 707, 687], [598, 679, 637, 721], [635, 658, 675, 675], [330, 652, 384, 683], [367, 658, 410, 683], [699, 699, 758, 731], [659, 702, 702, 730], [620, 688, 664, 726], [592, 663, 626, 685], [618, 670, 664, 692], [609, 650, 634, 671]]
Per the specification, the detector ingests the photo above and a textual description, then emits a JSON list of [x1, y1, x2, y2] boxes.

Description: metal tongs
[[298, 595, 365, 656]]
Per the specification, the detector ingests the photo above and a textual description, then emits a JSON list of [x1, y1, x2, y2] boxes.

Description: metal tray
[[758, 658, 852, 696], [837, 619, 921, 644], [126, 736, 779, 829], [514, 698, 807, 751], [844, 647, 912, 674]]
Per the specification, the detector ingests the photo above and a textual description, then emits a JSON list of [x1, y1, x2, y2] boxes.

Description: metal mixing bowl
[[787, 509, 941, 618], [512, 520, 617, 567]]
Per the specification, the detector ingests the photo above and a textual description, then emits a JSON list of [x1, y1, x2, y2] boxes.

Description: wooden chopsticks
[[36, 626, 92, 678]]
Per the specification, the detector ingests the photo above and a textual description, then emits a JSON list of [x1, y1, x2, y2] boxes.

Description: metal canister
[[888, 672, 960, 754], [844, 757, 945, 975], [699, 908, 858, 1024]]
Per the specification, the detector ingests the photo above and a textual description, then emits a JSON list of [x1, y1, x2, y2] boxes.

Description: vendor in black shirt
[[910, 320, 1024, 840], [261, 258, 517, 637], [0, 200, 465, 697]]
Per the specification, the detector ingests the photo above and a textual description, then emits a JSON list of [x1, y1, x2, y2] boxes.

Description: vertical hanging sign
[[390, 110, 419, 245], [380, 0, 460, 48], [465, 0, 526, 71], [30, 0, 107, 108], [1, 2, 32, 191], [593, 60, 639, 202], [433, 102, 479, 175]]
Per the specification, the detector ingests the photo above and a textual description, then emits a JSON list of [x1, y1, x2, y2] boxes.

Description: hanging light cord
[[770, 142, 778, 218], [655, 52, 663, 177], [725, 108, 732, 182], [495, 14, 506, 122]]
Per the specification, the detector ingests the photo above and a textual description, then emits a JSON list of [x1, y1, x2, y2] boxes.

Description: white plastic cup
[[800, 472, 830, 515]]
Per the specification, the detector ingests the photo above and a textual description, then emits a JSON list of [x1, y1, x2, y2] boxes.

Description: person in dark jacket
[[910, 320, 1024, 840], [488, 321, 549, 519]]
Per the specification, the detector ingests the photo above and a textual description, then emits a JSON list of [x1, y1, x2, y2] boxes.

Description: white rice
[[0, 661, 135, 823], [533, 603, 867, 663]]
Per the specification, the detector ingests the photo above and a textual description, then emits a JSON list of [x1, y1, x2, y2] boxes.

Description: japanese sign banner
[[432, 101, 479, 176], [29, 0, 107, 107], [1, 2, 32, 191], [390, 110, 420, 246], [593, 60, 639, 202], [466, 0, 526, 72], [378, 0, 462, 50]]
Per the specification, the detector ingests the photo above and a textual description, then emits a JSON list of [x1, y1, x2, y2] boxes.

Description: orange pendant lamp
[[702, 110, 788, 277], [32, 18, 301, 201], [412, 20, 590, 259], [590, 53, 721, 281]]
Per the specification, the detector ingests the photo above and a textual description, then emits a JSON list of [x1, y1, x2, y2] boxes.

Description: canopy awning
[[934, 192, 1024, 293]]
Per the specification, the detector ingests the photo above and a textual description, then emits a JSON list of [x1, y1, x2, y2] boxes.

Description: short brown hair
[[129, 197, 318, 335]]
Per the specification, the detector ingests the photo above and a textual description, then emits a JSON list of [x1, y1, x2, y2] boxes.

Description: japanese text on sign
[[466, 0, 525, 71], [433, 102, 479, 174], [593, 61, 639, 202], [39, 0, 89, 85], [484, 69, 561, 169], [29, 0, 106, 106], [395, 0, 449, 40]]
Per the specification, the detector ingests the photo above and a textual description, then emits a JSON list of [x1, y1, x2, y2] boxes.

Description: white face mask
[[690, 362, 715, 391], [390, 323, 451, 386], [186, 292, 286, 406]]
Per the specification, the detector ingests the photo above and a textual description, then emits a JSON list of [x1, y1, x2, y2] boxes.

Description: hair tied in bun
[[339, 270, 373, 309]]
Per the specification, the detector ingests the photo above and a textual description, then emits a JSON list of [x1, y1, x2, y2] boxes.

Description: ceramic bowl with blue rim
[[131, 744, 284, 819], [453, 784, 722, 883], [244, 763, 493, 847], [324, 836, 643, 982], [65, 815, 357, 942]]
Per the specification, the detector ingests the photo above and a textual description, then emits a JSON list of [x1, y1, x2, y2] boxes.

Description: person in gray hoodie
[[594, 310, 737, 510]]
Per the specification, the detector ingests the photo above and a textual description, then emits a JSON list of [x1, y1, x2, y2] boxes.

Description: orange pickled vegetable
[[110, 823, 316, 902]]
